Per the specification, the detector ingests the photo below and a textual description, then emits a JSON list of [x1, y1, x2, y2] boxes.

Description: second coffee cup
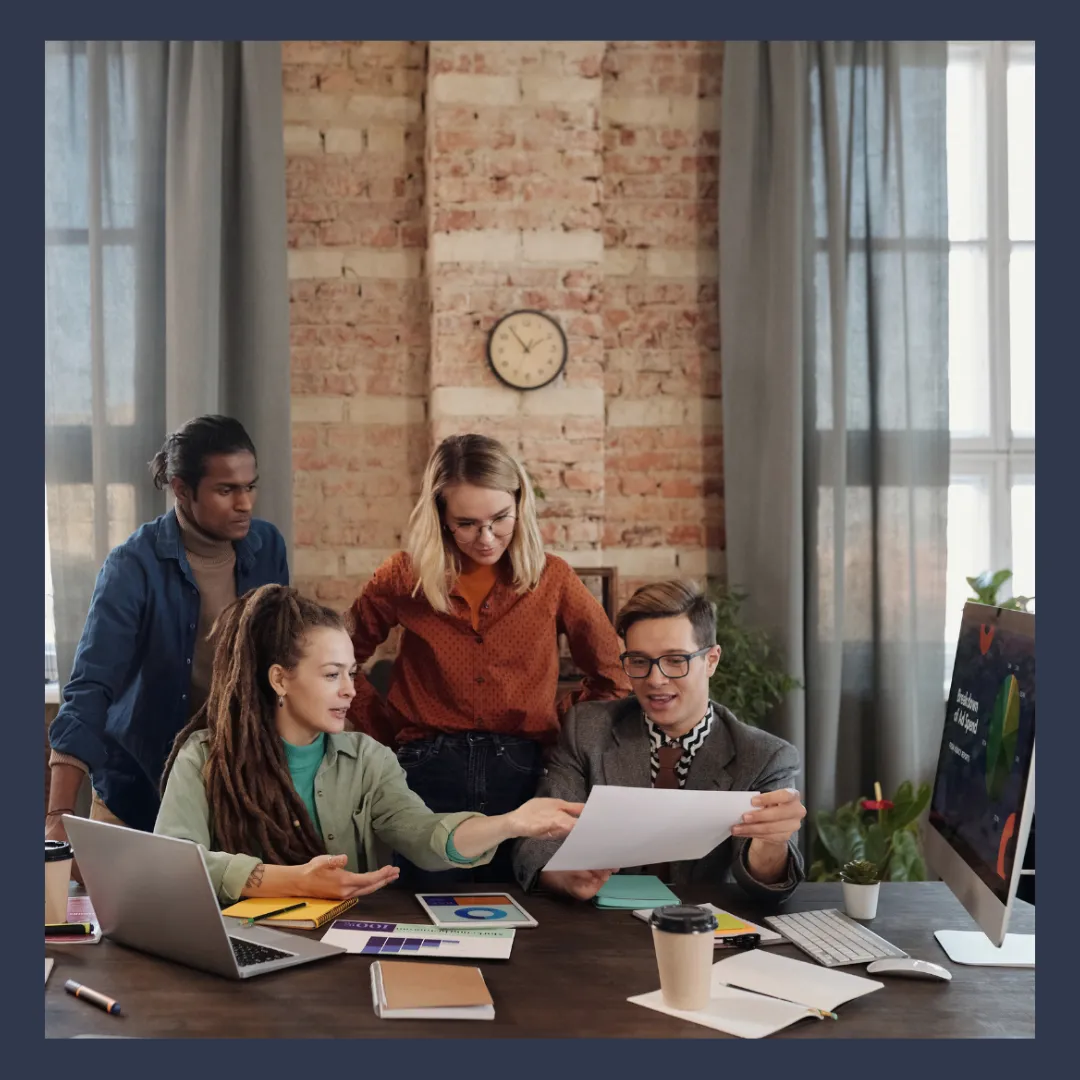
[[45, 839, 74, 924]]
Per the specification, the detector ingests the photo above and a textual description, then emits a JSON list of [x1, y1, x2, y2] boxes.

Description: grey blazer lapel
[[684, 701, 737, 791], [601, 700, 651, 788]]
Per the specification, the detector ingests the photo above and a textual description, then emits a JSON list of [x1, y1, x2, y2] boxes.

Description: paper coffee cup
[[649, 905, 718, 1011], [45, 839, 73, 924]]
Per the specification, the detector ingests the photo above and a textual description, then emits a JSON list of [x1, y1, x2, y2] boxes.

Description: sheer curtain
[[44, 41, 293, 689], [719, 42, 951, 825]]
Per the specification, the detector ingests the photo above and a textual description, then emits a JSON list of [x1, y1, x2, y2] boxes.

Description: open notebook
[[629, 947, 883, 1038]]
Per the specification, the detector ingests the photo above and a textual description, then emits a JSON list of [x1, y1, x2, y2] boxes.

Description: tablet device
[[415, 892, 539, 929]]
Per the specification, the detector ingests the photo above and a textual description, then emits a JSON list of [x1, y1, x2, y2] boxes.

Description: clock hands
[[509, 326, 531, 353]]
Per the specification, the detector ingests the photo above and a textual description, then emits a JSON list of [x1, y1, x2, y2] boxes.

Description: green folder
[[593, 875, 680, 909]]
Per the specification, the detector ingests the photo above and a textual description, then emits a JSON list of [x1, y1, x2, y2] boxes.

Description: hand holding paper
[[543, 785, 757, 872]]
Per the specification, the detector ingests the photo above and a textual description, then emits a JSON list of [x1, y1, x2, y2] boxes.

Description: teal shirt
[[282, 734, 326, 834]]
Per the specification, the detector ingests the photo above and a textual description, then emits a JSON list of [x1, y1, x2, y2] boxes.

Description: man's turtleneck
[[175, 502, 237, 717]]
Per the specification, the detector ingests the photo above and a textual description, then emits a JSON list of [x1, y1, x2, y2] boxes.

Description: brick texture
[[283, 41, 430, 607], [285, 41, 724, 613]]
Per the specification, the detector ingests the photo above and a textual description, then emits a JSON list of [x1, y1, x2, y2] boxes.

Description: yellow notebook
[[220, 896, 358, 929]]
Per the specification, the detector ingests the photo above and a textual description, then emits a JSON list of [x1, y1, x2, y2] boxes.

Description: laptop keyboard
[[764, 908, 908, 967], [229, 936, 295, 968]]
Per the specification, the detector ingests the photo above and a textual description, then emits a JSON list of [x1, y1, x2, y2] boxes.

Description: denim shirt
[[48, 510, 289, 831]]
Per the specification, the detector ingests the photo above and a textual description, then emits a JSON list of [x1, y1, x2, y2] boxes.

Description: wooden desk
[[45, 882, 1034, 1039]]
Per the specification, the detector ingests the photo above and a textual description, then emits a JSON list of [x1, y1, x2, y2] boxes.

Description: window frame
[[947, 40, 1035, 602]]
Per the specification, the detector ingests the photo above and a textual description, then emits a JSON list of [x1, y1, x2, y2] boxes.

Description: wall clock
[[486, 310, 568, 391]]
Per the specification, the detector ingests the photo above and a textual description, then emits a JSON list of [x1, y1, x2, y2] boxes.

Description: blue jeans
[[394, 732, 545, 889]]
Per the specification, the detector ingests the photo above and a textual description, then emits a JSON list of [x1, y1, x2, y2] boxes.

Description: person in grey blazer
[[514, 580, 807, 903]]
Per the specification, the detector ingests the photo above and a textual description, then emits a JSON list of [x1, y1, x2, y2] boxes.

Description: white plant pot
[[842, 881, 880, 920]]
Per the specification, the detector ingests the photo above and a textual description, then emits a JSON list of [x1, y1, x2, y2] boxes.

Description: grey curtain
[[719, 42, 950, 828], [45, 41, 292, 689]]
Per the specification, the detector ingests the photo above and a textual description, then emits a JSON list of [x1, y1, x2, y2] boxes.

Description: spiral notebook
[[221, 896, 358, 929]]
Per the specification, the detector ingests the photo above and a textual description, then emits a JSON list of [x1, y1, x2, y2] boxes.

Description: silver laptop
[[63, 816, 345, 979]]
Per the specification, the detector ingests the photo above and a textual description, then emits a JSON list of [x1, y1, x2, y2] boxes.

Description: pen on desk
[[46, 922, 94, 936], [64, 979, 121, 1016], [810, 1008, 838, 1020], [242, 902, 306, 926]]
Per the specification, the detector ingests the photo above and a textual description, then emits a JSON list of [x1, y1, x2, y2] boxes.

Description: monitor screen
[[928, 604, 1035, 907]]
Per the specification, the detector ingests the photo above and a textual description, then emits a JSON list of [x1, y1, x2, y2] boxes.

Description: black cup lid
[[45, 839, 73, 862], [649, 905, 718, 934]]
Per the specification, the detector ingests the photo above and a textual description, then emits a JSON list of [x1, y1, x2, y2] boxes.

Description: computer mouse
[[866, 958, 952, 981]]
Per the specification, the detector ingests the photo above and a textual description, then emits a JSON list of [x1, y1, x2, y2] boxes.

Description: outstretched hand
[[297, 854, 399, 900], [504, 797, 584, 841]]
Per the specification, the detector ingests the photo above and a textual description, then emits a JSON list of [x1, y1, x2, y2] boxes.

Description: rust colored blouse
[[346, 551, 630, 747]]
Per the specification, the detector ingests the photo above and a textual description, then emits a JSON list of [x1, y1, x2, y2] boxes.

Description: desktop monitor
[[924, 602, 1035, 966]]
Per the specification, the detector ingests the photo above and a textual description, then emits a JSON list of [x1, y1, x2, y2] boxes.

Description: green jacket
[[155, 730, 495, 903]]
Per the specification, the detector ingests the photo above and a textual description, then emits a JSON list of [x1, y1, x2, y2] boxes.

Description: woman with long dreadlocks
[[154, 584, 583, 903]]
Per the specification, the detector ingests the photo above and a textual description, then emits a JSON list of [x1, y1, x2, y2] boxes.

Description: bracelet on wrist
[[46, 808, 75, 817]]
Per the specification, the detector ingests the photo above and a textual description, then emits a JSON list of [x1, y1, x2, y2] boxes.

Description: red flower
[[861, 799, 894, 811]]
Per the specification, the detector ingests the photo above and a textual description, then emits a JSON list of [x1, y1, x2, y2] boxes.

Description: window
[[45, 42, 146, 684], [945, 41, 1035, 682]]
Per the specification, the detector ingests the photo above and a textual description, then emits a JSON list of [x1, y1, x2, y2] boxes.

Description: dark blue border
[[26, 8, 1055, 1075]]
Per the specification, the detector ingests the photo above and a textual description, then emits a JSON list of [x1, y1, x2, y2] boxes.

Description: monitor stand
[[934, 930, 1035, 967]]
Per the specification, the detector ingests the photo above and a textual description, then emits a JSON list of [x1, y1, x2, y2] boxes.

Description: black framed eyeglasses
[[619, 647, 712, 680]]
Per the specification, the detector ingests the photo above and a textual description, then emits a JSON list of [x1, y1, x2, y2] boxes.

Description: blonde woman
[[347, 433, 629, 887]]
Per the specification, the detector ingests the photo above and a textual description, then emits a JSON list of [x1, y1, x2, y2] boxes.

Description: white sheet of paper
[[543, 784, 757, 872]]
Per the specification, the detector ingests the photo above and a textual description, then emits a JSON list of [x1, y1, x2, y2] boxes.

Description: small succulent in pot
[[840, 859, 881, 886]]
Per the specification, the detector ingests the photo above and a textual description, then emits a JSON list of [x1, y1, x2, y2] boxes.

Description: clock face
[[486, 310, 568, 391]]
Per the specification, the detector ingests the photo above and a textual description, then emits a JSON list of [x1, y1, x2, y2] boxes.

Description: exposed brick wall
[[282, 41, 429, 608], [601, 42, 724, 606], [284, 41, 724, 614], [426, 42, 608, 562]]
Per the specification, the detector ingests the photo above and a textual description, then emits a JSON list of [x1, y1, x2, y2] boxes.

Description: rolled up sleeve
[[365, 743, 496, 871]]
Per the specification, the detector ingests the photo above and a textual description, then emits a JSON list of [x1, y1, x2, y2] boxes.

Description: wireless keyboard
[[764, 908, 908, 967]]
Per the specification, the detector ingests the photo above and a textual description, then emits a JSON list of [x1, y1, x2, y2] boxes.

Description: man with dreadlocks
[[155, 585, 584, 902]]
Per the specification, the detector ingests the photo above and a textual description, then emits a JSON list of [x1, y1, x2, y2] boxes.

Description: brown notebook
[[371, 960, 495, 1019]]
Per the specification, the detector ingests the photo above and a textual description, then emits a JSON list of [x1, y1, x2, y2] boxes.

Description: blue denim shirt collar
[[153, 507, 264, 573]]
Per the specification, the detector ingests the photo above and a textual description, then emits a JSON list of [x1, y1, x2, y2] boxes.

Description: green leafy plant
[[839, 859, 881, 885], [707, 586, 801, 728], [967, 568, 1033, 612], [810, 780, 932, 882]]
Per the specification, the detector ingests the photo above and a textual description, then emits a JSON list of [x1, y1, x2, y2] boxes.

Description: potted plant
[[707, 586, 801, 728], [967, 568, 1033, 612], [810, 780, 932, 882], [840, 859, 882, 920]]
